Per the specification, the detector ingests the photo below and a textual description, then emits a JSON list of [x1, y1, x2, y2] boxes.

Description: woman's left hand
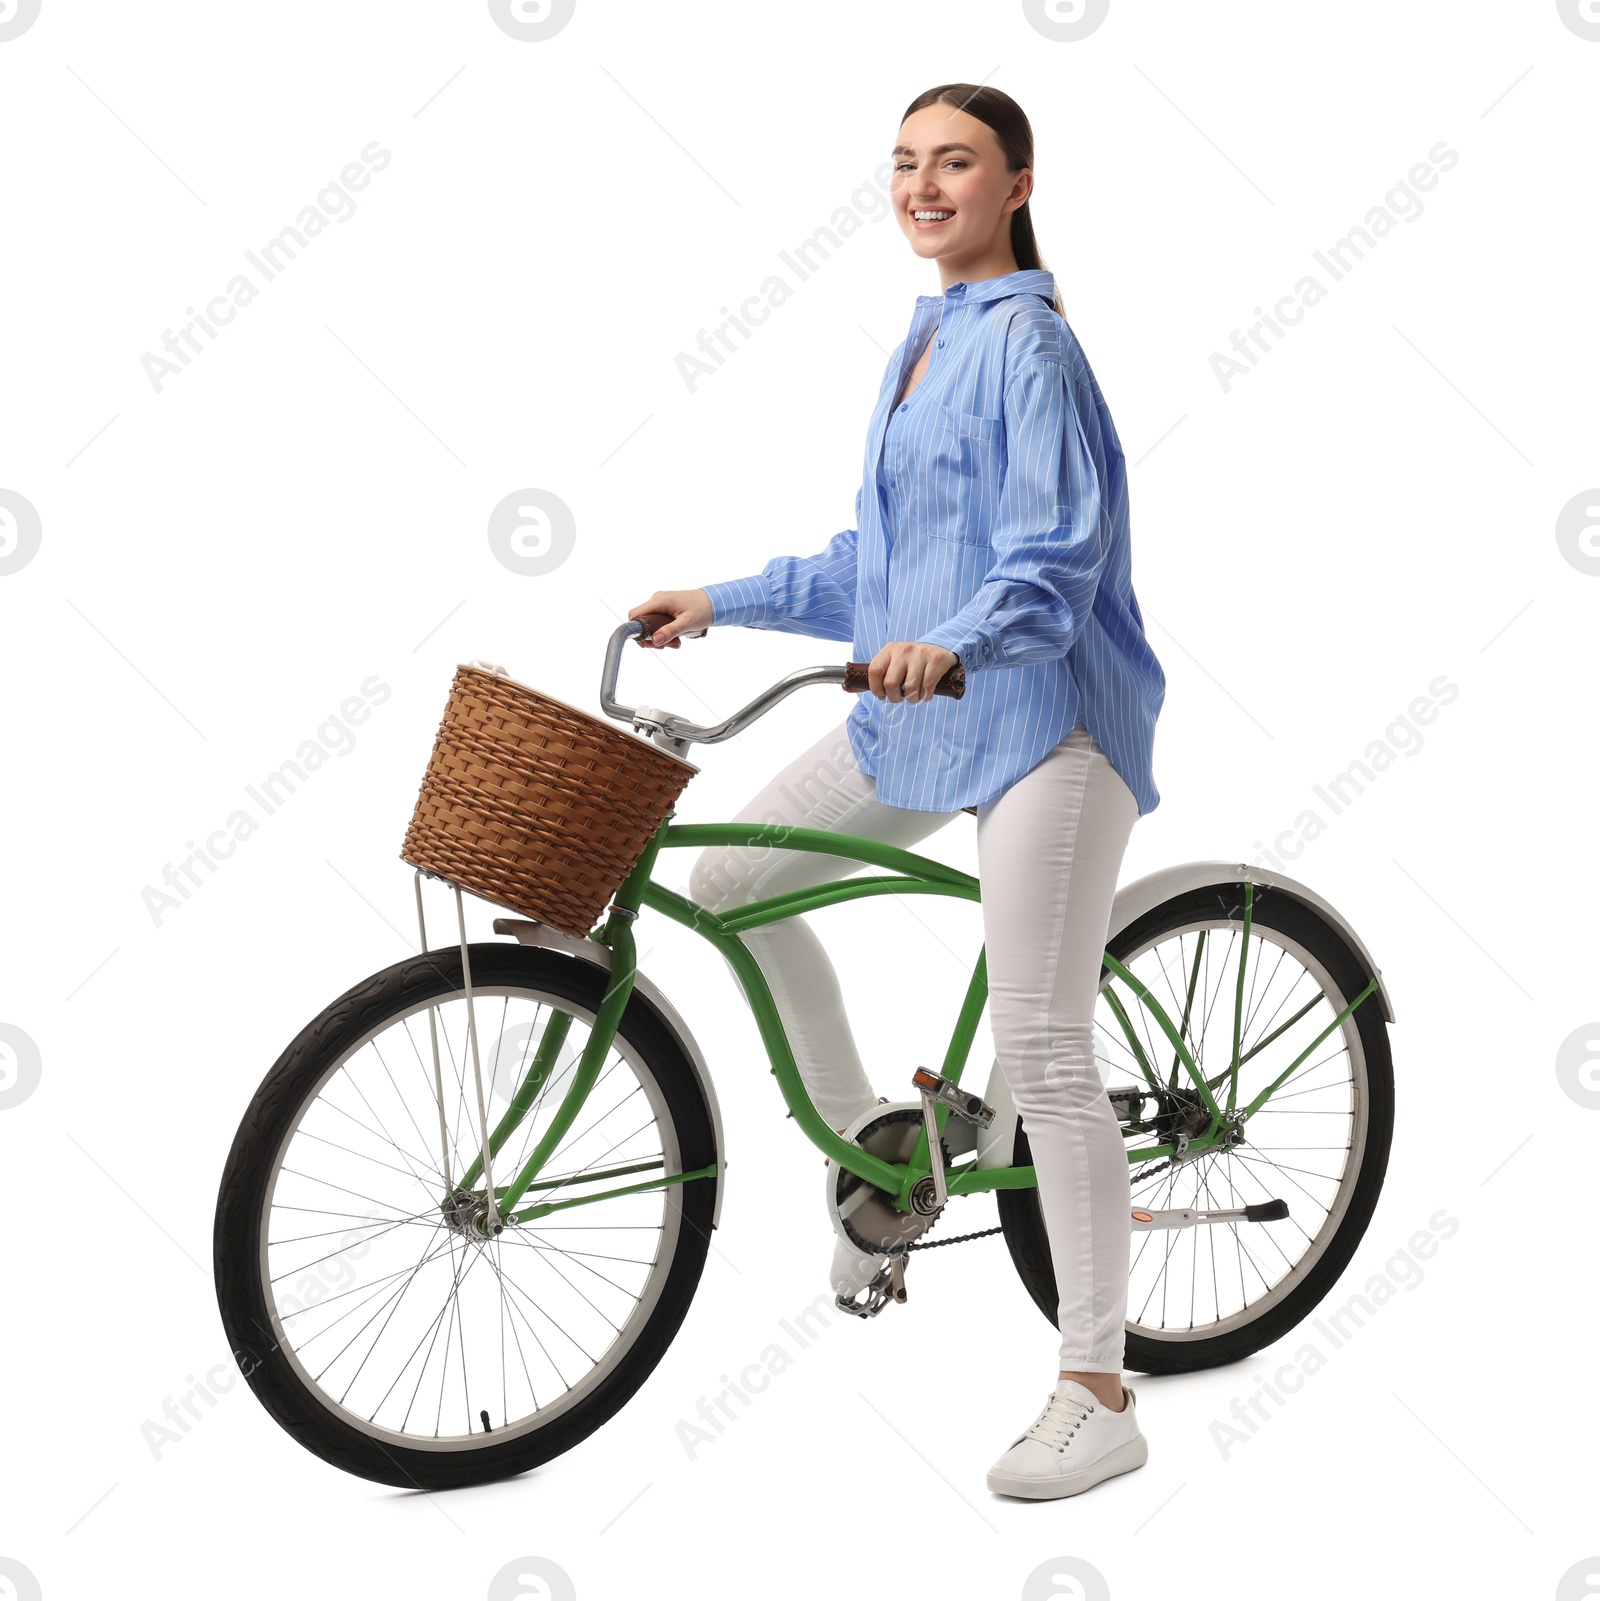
[[867, 641, 961, 704]]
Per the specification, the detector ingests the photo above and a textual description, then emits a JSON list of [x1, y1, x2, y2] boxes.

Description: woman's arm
[[695, 484, 865, 643], [916, 358, 1113, 672]]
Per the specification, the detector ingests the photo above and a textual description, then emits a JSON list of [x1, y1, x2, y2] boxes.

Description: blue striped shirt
[[701, 267, 1165, 815]]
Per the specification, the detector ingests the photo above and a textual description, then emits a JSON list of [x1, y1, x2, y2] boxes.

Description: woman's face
[[890, 103, 1031, 268]]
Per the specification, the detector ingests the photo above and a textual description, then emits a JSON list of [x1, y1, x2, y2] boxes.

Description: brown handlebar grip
[[843, 661, 966, 700], [632, 611, 707, 645]]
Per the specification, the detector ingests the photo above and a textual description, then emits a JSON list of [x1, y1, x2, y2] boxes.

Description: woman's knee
[[688, 840, 779, 913], [998, 1017, 1108, 1116], [688, 846, 739, 913]]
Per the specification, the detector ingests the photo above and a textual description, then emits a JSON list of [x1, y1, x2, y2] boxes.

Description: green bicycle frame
[[454, 820, 1379, 1230]]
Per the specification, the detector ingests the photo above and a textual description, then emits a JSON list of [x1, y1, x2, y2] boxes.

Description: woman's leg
[[687, 719, 963, 1134], [975, 724, 1141, 1387]]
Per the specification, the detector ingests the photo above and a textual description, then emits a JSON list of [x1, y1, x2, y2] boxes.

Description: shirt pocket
[[926, 401, 1005, 546]]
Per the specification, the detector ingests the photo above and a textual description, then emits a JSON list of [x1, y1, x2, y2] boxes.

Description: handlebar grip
[[843, 661, 966, 700], [632, 611, 707, 645]]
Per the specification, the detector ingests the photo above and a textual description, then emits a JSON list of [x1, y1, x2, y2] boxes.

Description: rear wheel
[[214, 943, 719, 1487], [998, 881, 1394, 1374]]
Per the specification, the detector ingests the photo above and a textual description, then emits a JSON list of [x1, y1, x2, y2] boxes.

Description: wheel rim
[[1102, 916, 1372, 1344], [257, 983, 686, 1451]]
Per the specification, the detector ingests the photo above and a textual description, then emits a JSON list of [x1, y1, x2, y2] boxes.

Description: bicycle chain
[[1131, 1139, 1242, 1188], [909, 1165, 1185, 1248], [1130, 1157, 1174, 1186], [904, 1222, 1004, 1251], [897, 1156, 1179, 1252], [854, 1135, 1179, 1255]]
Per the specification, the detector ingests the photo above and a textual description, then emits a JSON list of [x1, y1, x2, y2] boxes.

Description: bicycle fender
[[1108, 860, 1395, 1025]]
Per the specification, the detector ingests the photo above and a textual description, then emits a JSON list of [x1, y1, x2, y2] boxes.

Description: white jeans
[[688, 718, 1142, 1372]]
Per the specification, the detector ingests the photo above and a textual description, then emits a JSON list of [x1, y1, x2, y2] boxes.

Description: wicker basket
[[401, 663, 698, 939]]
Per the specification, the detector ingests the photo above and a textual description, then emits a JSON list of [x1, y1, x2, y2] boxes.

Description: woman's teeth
[[913, 210, 954, 223]]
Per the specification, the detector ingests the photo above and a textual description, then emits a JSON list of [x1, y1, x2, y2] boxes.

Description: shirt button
[[898, 403, 908, 412], [936, 338, 945, 348]]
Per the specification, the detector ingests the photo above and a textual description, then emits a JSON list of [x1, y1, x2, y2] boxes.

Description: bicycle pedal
[[834, 1253, 909, 1319], [910, 1067, 994, 1129]]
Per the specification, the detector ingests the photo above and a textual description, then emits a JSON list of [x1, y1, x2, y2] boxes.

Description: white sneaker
[[830, 1235, 887, 1299], [986, 1379, 1148, 1500]]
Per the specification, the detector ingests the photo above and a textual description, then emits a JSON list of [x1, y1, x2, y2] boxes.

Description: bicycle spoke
[[494, 1236, 658, 1269], [292, 1246, 458, 1349], [268, 1208, 441, 1277], [495, 1229, 655, 1297], [292, 1125, 441, 1192], [320, 1225, 458, 1390]]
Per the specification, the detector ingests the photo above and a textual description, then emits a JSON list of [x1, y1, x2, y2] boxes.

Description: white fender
[[974, 859, 1393, 1170], [1106, 860, 1394, 1024], [491, 918, 728, 1228]]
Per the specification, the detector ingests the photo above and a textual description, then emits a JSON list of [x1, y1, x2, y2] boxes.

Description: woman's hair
[[899, 83, 1065, 317]]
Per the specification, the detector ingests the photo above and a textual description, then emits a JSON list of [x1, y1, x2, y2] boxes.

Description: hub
[[441, 1189, 503, 1241], [1148, 1086, 1215, 1144]]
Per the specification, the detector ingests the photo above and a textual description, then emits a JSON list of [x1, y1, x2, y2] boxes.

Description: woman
[[629, 83, 1166, 1501]]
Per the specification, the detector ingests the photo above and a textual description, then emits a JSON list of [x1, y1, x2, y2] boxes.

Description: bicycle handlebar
[[600, 616, 966, 753], [631, 612, 965, 698]]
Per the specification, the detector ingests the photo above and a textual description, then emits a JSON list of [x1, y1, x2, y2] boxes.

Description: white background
[[2, 2, 1596, 1598]]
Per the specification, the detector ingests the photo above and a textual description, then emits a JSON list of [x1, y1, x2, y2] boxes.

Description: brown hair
[[899, 83, 1065, 317]]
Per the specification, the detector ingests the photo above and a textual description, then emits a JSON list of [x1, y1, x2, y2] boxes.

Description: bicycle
[[213, 617, 1395, 1488]]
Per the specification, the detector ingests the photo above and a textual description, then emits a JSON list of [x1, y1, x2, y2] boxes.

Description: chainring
[[831, 1106, 952, 1255]]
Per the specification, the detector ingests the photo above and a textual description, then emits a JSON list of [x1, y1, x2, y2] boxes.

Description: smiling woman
[[629, 82, 1167, 1504], [890, 101, 1065, 320]]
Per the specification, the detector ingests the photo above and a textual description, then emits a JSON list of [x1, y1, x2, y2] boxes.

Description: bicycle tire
[[213, 942, 718, 1487]]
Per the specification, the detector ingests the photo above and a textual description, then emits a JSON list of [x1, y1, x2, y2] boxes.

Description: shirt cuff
[[917, 619, 999, 671], [702, 575, 774, 628]]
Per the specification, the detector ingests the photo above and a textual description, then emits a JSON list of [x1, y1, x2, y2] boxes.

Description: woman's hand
[[627, 590, 713, 648], [867, 641, 961, 704]]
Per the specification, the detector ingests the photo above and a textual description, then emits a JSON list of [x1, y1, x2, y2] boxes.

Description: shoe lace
[[1023, 1390, 1094, 1450]]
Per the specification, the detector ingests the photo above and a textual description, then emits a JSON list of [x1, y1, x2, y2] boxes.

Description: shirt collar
[[915, 268, 1056, 308]]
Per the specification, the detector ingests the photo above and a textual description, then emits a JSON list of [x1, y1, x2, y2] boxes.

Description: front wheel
[[998, 880, 1394, 1375], [213, 942, 719, 1487]]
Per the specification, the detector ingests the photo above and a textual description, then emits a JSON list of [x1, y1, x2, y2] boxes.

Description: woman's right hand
[[627, 589, 713, 649]]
